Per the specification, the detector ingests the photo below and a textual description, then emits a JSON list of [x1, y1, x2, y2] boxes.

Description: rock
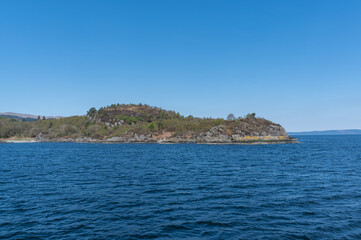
[[231, 134, 241, 140], [75, 137, 98, 143], [107, 137, 126, 142], [36, 133, 50, 142], [197, 125, 232, 143]]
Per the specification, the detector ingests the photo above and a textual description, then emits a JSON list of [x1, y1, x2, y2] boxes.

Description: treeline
[[0, 116, 226, 139], [0, 116, 87, 139], [0, 104, 272, 139]]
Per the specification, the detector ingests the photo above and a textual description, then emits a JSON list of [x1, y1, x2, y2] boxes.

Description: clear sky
[[1, 0, 361, 132]]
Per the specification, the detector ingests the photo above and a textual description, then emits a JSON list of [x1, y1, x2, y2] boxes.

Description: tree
[[227, 113, 236, 120], [37, 115, 41, 121], [246, 113, 256, 119], [87, 107, 97, 117], [42, 116, 46, 120], [110, 104, 117, 110]]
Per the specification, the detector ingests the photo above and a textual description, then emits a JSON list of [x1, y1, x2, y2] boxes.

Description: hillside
[[0, 104, 297, 144]]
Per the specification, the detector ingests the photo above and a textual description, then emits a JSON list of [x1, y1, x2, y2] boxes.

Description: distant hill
[[288, 129, 361, 135], [0, 112, 62, 122], [0, 114, 37, 122]]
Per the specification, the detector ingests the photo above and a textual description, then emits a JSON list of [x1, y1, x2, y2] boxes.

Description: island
[[0, 104, 297, 144]]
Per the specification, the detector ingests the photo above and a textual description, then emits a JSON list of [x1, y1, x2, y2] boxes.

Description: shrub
[[148, 122, 155, 130]]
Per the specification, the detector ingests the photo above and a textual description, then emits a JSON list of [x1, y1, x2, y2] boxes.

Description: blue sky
[[1, 0, 361, 132]]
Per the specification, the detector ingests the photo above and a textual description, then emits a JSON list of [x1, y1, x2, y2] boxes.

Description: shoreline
[[0, 137, 299, 145]]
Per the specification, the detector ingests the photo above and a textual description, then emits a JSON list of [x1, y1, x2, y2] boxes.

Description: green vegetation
[[87, 107, 97, 117], [0, 103, 278, 140], [0, 115, 87, 138], [246, 113, 256, 119], [148, 122, 155, 130]]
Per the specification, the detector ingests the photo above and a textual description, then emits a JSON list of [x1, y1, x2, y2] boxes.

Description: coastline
[[0, 138, 37, 143], [0, 137, 299, 144], [1, 104, 297, 146]]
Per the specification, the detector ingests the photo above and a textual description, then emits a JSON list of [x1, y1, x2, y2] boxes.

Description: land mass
[[0, 104, 297, 144], [0, 112, 62, 122], [288, 129, 361, 136]]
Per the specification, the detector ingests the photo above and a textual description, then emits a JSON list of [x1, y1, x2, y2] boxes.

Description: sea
[[1, 135, 361, 239]]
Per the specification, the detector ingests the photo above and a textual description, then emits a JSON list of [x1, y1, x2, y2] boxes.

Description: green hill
[[0, 104, 296, 144], [0, 115, 37, 122]]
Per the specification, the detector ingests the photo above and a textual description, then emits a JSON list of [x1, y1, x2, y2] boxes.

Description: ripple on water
[[1, 136, 361, 239]]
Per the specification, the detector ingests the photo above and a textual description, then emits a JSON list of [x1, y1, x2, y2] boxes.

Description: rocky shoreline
[[1, 124, 299, 144], [1, 127, 298, 144], [1, 138, 298, 144]]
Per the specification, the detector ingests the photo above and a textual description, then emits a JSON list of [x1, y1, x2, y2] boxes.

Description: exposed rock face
[[75, 137, 98, 143], [36, 133, 50, 142], [196, 125, 232, 143], [106, 134, 155, 143], [106, 137, 125, 142], [35, 118, 297, 144], [96, 122, 295, 144]]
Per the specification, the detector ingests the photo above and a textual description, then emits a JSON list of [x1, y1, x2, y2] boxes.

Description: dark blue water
[[1, 136, 361, 239]]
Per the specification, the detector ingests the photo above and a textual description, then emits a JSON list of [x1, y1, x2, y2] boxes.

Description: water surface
[[1, 136, 361, 239]]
